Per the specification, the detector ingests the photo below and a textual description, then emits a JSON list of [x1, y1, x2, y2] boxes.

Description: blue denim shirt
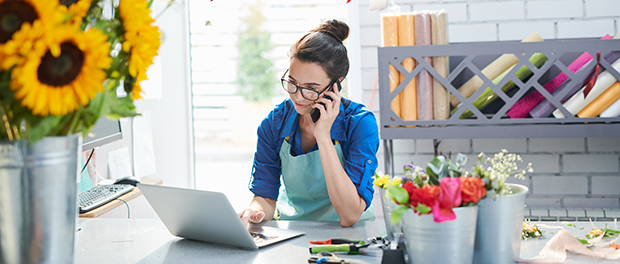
[[249, 98, 379, 210]]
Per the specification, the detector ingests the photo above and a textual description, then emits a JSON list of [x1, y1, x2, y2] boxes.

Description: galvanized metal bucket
[[401, 206, 478, 264], [0, 134, 81, 264], [473, 183, 528, 264], [379, 188, 403, 239]]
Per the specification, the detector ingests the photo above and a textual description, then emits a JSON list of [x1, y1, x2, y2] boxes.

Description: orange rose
[[460, 176, 487, 204], [423, 184, 440, 198]]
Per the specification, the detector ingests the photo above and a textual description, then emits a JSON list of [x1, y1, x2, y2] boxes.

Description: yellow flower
[[0, 0, 64, 70], [59, 0, 92, 18], [10, 24, 111, 116], [119, 0, 161, 100]]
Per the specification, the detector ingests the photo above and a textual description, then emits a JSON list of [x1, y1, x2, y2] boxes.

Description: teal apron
[[276, 139, 375, 221]]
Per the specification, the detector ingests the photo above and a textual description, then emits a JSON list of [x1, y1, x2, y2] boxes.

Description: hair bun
[[312, 19, 349, 42]]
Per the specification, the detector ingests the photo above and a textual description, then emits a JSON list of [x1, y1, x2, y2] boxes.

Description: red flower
[[423, 184, 440, 198], [460, 176, 487, 204]]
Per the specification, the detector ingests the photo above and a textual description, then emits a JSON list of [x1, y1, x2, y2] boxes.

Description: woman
[[238, 19, 379, 227]]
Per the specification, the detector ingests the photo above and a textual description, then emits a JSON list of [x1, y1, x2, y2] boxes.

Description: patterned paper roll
[[600, 97, 620, 117], [449, 32, 544, 107], [577, 82, 620, 117], [507, 35, 615, 118], [452, 53, 548, 119], [381, 14, 400, 118], [431, 11, 449, 120], [553, 58, 620, 118], [398, 13, 417, 121], [414, 12, 433, 121], [530, 51, 620, 118]]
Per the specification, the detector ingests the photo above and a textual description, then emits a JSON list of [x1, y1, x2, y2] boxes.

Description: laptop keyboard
[[251, 232, 278, 244], [79, 184, 134, 213]]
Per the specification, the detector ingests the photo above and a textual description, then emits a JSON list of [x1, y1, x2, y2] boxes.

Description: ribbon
[[582, 51, 601, 99]]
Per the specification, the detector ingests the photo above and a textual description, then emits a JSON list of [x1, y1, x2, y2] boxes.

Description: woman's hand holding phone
[[312, 80, 342, 140]]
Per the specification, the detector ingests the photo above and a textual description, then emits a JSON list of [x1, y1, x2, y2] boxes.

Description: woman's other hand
[[238, 208, 266, 227]]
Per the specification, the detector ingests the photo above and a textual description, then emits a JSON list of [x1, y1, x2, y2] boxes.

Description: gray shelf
[[377, 38, 620, 175], [377, 38, 620, 140]]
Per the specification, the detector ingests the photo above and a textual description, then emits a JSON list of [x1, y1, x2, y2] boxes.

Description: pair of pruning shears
[[308, 237, 388, 254]]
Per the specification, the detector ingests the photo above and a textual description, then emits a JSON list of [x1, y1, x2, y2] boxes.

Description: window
[[188, 0, 348, 210]]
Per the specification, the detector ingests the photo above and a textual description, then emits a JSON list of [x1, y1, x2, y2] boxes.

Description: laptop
[[138, 183, 305, 250]]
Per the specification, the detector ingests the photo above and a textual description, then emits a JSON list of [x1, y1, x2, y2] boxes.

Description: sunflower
[[119, 0, 161, 100], [10, 24, 112, 116], [58, 0, 92, 25], [0, 0, 63, 70]]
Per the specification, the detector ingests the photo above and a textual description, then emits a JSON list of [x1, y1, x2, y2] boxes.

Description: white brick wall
[[354, 0, 620, 209]]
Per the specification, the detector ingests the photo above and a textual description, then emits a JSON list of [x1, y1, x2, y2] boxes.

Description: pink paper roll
[[507, 34, 613, 118], [414, 12, 433, 121]]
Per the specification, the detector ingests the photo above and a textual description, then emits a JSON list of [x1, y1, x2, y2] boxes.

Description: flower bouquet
[[387, 153, 487, 224], [384, 154, 486, 264], [469, 149, 533, 264], [0, 1, 162, 263]]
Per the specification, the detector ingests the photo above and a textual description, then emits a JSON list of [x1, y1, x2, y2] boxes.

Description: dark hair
[[288, 19, 350, 81]]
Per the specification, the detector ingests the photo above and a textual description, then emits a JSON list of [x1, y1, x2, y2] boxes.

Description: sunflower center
[[38, 42, 85, 87], [60, 0, 79, 7], [0, 1, 38, 44]]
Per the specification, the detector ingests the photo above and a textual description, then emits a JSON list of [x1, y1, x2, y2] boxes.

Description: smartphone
[[311, 80, 342, 123]]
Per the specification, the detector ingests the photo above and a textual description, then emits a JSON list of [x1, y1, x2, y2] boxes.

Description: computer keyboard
[[79, 184, 135, 213]]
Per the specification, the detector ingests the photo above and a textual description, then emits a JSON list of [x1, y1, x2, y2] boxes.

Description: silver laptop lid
[[138, 184, 259, 250]]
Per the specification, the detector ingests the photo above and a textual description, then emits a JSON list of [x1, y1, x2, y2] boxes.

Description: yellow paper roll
[[449, 32, 544, 107], [431, 11, 449, 120], [398, 13, 417, 121], [381, 14, 401, 118], [577, 82, 620, 117]]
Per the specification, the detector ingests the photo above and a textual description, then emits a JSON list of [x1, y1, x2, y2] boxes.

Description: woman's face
[[285, 58, 332, 116]]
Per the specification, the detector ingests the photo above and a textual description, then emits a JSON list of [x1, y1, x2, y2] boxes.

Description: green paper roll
[[452, 53, 549, 119]]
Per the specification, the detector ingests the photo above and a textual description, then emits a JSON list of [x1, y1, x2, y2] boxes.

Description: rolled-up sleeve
[[249, 112, 282, 200], [343, 113, 379, 210]]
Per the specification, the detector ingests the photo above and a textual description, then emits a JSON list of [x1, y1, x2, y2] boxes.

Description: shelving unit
[[377, 38, 620, 175]]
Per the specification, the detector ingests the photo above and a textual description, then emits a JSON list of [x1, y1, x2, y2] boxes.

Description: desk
[[76, 219, 385, 264], [75, 219, 617, 264], [79, 178, 163, 218]]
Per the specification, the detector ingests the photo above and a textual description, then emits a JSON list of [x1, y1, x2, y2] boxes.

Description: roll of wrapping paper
[[414, 12, 433, 121], [600, 97, 620, 117], [449, 32, 544, 107], [398, 13, 417, 121], [577, 82, 620, 117], [507, 34, 615, 118], [431, 11, 449, 120], [553, 58, 620, 118], [451, 53, 548, 119], [381, 14, 401, 118], [530, 50, 620, 118]]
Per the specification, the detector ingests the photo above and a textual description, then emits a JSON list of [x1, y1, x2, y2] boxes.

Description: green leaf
[[428, 156, 445, 175], [387, 185, 408, 205], [415, 204, 431, 214], [26, 115, 63, 143], [456, 153, 468, 167], [576, 238, 588, 244], [391, 204, 408, 225]]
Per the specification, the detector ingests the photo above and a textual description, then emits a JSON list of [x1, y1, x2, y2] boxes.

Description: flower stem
[[0, 100, 14, 140]]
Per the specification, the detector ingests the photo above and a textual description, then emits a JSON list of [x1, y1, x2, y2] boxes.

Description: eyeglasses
[[280, 69, 334, 101]]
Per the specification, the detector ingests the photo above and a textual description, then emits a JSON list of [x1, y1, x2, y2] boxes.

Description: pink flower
[[439, 177, 462, 208], [432, 177, 462, 222]]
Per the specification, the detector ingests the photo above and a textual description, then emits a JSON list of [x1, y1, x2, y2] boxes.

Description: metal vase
[[0, 134, 81, 264], [401, 206, 478, 264], [379, 188, 403, 238], [473, 183, 528, 264]]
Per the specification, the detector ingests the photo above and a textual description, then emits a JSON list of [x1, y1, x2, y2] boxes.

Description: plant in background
[[471, 149, 533, 197], [0, 0, 162, 143], [387, 155, 487, 224], [236, 0, 277, 102]]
